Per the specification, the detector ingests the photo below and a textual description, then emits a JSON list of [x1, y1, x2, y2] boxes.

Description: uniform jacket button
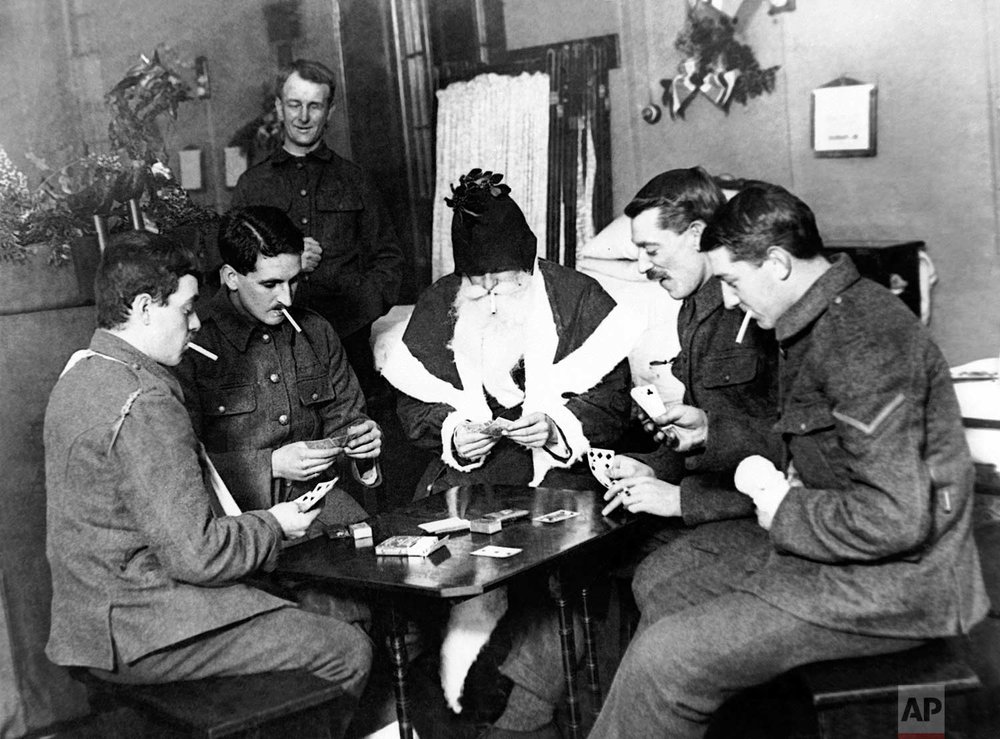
[[278, 414, 289, 425], [311, 392, 319, 400], [269, 373, 280, 383], [262, 334, 271, 343], [218, 405, 226, 413]]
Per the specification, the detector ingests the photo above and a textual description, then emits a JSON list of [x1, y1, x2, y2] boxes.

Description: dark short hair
[[623, 166, 725, 233], [218, 206, 304, 275], [95, 231, 198, 330], [701, 184, 824, 264], [276, 58, 336, 102]]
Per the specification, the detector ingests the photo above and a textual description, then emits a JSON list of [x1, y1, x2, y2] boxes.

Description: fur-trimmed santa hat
[[446, 168, 536, 276]]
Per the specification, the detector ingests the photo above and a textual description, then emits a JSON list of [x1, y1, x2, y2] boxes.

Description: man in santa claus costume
[[380, 169, 640, 736], [383, 169, 638, 496]]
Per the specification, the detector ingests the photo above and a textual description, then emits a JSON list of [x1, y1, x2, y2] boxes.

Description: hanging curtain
[[431, 72, 550, 281]]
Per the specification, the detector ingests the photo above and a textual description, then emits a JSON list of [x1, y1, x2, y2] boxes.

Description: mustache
[[645, 269, 669, 281]]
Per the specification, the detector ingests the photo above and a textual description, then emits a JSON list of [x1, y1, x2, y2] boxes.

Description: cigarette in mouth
[[735, 310, 753, 344], [281, 307, 302, 333], [188, 342, 218, 361]]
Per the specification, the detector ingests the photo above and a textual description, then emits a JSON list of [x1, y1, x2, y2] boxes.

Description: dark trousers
[[591, 519, 924, 738]]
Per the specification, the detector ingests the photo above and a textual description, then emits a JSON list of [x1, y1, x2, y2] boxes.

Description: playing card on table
[[472, 545, 523, 558], [587, 447, 615, 489], [418, 516, 471, 534], [532, 509, 580, 524]]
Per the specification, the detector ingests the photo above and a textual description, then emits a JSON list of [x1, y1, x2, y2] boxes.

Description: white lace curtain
[[431, 72, 550, 281]]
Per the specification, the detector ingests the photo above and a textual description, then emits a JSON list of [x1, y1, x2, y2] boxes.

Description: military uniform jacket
[[232, 143, 404, 337], [173, 288, 370, 510], [647, 278, 781, 525], [44, 330, 288, 670], [744, 255, 989, 637]]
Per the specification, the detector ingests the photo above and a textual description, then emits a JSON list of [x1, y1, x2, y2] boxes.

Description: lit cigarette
[[281, 307, 302, 333], [601, 485, 630, 516], [188, 342, 218, 361], [735, 310, 753, 344]]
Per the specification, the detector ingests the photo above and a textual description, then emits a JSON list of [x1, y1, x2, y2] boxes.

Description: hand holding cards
[[463, 417, 515, 438], [292, 477, 338, 512], [631, 385, 679, 448], [587, 447, 615, 488]]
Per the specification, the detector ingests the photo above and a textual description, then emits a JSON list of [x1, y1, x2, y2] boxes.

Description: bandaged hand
[[734, 455, 790, 530]]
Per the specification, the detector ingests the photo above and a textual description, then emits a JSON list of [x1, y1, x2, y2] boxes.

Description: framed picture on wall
[[811, 77, 877, 158]]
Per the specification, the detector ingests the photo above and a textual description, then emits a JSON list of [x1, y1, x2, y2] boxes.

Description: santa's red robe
[[383, 259, 640, 494]]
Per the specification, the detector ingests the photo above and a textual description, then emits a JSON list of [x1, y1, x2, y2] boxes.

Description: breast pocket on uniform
[[298, 375, 335, 407], [776, 400, 839, 486], [201, 383, 257, 417], [316, 189, 363, 215], [701, 352, 759, 388]]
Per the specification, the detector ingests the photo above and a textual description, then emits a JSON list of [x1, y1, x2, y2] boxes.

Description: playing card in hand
[[587, 447, 615, 489], [465, 418, 514, 438]]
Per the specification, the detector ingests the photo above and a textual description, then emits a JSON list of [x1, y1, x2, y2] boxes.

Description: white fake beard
[[450, 275, 533, 408]]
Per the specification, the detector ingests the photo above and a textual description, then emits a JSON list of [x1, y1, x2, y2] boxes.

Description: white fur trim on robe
[[440, 588, 508, 714], [381, 261, 643, 484]]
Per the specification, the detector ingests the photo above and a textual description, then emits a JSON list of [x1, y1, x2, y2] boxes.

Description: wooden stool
[[790, 638, 981, 739], [75, 669, 350, 738]]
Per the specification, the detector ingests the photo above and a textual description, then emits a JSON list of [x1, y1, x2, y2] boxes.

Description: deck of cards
[[418, 516, 471, 535], [375, 535, 449, 557], [470, 508, 530, 535], [532, 509, 580, 524], [587, 448, 615, 489]]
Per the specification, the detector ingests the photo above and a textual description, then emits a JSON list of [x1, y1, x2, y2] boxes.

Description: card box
[[375, 535, 449, 557]]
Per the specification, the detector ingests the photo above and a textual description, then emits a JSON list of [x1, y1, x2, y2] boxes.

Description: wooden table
[[276, 484, 638, 739]]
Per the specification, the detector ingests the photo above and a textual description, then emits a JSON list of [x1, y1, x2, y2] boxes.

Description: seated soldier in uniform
[[44, 231, 371, 738]]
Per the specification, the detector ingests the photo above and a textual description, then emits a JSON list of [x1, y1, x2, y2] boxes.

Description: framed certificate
[[811, 78, 877, 158]]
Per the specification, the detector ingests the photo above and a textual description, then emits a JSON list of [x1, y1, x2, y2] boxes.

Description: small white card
[[532, 509, 580, 524], [472, 545, 523, 558], [418, 517, 471, 534]]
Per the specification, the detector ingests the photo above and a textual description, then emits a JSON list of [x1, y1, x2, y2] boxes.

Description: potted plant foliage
[[0, 47, 217, 314]]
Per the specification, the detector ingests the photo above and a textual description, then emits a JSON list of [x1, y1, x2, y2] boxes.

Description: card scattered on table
[[472, 545, 523, 558], [533, 509, 580, 524], [418, 517, 471, 534]]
